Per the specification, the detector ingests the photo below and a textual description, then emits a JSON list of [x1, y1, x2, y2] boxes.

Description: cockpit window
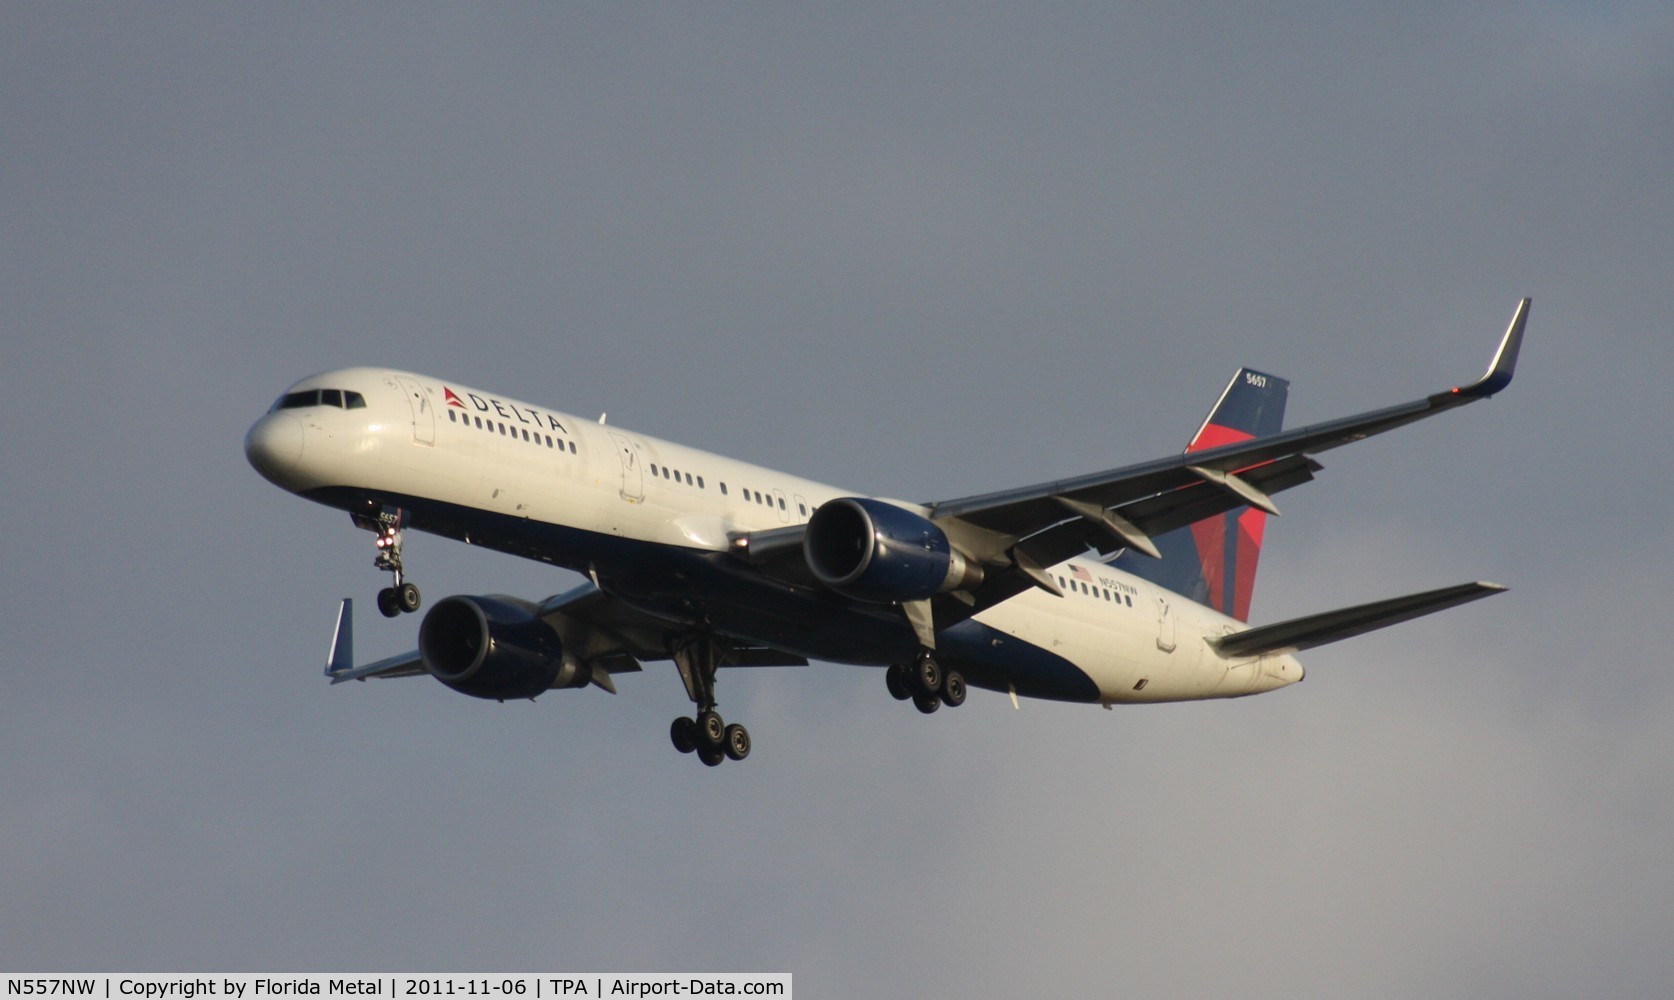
[[273, 388, 366, 411]]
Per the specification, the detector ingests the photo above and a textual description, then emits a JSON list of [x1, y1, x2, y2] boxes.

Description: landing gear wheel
[[672, 635, 755, 766], [670, 717, 698, 754], [914, 655, 942, 696], [376, 588, 401, 618], [396, 582, 422, 614], [723, 723, 751, 761], [913, 692, 941, 715], [940, 669, 967, 708], [885, 664, 912, 701], [696, 709, 726, 747]]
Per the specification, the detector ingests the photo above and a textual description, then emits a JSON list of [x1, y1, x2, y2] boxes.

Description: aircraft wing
[[531, 582, 809, 672], [323, 599, 425, 683], [929, 299, 1529, 567], [324, 582, 806, 687], [1206, 581, 1507, 657]]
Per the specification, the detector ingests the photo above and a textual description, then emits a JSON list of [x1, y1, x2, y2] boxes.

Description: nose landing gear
[[355, 505, 421, 618]]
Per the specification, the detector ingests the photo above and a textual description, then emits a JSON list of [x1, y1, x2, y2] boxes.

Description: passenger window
[[697, 476, 705, 489], [448, 410, 456, 423], [650, 464, 659, 476], [719, 483, 728, 496], [778, 497, 786, 510], [474, 416, 483, 429], [685, 473, 694, 486]]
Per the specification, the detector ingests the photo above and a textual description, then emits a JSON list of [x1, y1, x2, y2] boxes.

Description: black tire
[[723, 723, 751, 762], [397, 582, 422, 614], [940, 669, 967, 708], [914, 656, 942, 695], [670, 717, 698, 754], [697, 709, 726, 746], [376, 588, 401, 618], [913, 692, 941, 715], [885, 664, 912, 701], [697, 745, 725, 767]]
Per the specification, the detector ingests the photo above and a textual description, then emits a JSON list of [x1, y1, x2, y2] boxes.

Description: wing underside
[[323, 583, 806, 686]]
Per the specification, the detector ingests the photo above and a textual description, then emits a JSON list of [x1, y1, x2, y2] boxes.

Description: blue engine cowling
[[418, 595, 592, 701], [803, 497, 982, 603]]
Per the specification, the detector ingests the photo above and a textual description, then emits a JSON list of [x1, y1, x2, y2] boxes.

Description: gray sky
[[4, 4, 1671, 996]]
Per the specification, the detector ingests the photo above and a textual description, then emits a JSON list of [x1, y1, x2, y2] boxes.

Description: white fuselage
[[247, 367, 1303, 706]]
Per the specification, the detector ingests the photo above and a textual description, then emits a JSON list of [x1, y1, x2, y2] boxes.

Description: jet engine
[[418, 595, 596, 701], [803, 497, 983, 603]]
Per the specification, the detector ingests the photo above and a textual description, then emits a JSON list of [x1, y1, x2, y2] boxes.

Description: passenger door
[[608, 432, 644, 502], [395, 376, 436, 445]]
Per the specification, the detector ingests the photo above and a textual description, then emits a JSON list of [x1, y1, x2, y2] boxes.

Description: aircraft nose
[[245, 412, 304, 485]]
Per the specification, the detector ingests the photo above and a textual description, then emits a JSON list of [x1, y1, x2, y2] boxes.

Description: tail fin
[[1115, 368, 1289, 621]]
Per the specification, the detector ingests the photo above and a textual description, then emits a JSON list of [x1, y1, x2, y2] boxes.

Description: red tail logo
[[1115, 368, 1288, 622]]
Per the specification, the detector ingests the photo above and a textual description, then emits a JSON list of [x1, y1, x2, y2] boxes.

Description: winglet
[[1454, 298, 1529, 398], [326, 598, 353, 677]]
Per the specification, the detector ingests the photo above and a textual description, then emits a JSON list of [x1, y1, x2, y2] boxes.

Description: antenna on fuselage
[[598, 413, 607, 424]]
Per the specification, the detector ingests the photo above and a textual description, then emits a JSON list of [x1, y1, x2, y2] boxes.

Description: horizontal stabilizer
[[1207, 581, 1506, 658]]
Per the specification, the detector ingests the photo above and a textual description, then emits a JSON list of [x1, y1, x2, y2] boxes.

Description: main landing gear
[[354, 505, 421, 618], [668, 635, 751, 767], [886, 651, 966, 715]]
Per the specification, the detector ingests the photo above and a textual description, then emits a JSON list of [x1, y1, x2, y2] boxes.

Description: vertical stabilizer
[[1116, 368, 1289, 621]]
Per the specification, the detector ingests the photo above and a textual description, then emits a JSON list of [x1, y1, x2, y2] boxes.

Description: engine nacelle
[[418, 595, 593, 701], [804, 497, 983, 603]]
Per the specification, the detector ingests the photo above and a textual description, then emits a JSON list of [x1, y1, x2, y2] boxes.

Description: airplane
[[246, 299, 1529, 766]]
